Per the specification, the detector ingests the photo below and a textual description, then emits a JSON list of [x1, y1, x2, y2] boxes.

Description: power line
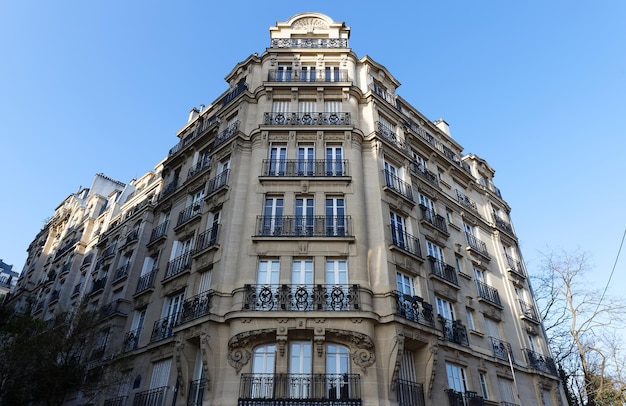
[[595, 228, 626, 314]]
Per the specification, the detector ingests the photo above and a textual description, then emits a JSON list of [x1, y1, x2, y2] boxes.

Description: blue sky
[[1, 1, 625, 299]]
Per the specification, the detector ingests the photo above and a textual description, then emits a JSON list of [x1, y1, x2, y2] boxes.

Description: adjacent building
[[9, 12, 563, 406], [0, 259, 18, 296]]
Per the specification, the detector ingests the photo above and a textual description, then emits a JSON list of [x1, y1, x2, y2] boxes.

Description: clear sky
[[1, 1, 625, 299]]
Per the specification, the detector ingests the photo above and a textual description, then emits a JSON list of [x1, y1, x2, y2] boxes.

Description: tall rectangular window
[[446, 363, 467, 392], [390, 212, 407, 249], [297, 144, 315, 175], [325, 197, 345, 236], [479, 373, 490, 400], [269, 145, 287, 175], [262, 197, 284, 235], [150, 358, 172, 389], [325, 145, 344, 176]]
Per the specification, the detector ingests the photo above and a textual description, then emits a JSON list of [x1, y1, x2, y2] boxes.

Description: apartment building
[[10, 12, 563, 406]]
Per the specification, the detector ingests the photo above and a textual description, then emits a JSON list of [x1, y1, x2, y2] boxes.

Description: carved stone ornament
[[292, 17, 328, 31], [326, 328, 376, 372], [390, 331, 405, 391], [199, 327, 212, 387], [227, 329, 275, 373]]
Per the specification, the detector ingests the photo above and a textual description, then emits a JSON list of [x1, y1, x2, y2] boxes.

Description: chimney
[[188, 107, 200, 123], [434, 118, 450, 137]]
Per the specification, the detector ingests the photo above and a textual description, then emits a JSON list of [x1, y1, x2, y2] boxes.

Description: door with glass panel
[[289, 342, 312, 398], [298, 144, 315, 176], [326, 145, 344, 176], [291, 260, 313, 310], [149, 358, 172, 401], [269, 145, 287, 176], [325, 197, 345, 236], [256, 260, 279, 310], [263, 197, 284, 236], [326, 344, 350, 400], [390, 212, 407, 249], [325, 260, 349, 310], [251, 344, 276, 398], [295, 197, 314, 236]]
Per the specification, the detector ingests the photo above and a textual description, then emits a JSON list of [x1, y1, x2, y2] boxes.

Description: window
[[295, 197, 314, 236], [297, 144, 315, 175], [272, 100, 290, 114], [292, 260, 313, 285], [198, 269, 212, 293], [258, 260, 280, 286], [396, 272, 415, 296], [412, 152, 428, 172], [325, 197, 346, 236], [455, 257, 464, 274], [206, 209, 220, 246], [426, 241, 444, 262], [326, 145, 344, 176], [290, 341, 313, 396], [326, 344, 350, 399], [324, 66, 340, 82], [262, 197, 284, 235], [162, 292, 184, 327], [542, 390, 553, 406], [251, 344, 276, 398], [324, 101, 342, 113], [276, 64, 292, 82], [298, 100, 316, 113], [300, 65, 316, 82], [150, 358, 172, 390], [326, 260, 348, 286], [478, 373, 490, 400], [498, 378, 516, 405], [419, 193, 436, 221], [390, 212, 407, 249], [446, 363, 467, 392], [269, 144, 287, 175], [466, 309, 475, 331], [436, 297, 455, 321]]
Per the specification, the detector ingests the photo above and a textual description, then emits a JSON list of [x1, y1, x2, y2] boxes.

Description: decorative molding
[[227, 329, 275, 373], [326, 328, 376, 372], [292, 17, 329, 31]]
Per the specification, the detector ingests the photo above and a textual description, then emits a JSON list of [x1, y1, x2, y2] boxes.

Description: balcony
[[397, 379, 425, 406], [518, 300, 540, 323], [150, 315, 177, 342], [523, 349, 557, 375], [188, 378, 206, 406], [135, 269, 157, 294], [133, 387, 168, 406], [390, 225, 423, 258], [213, 120, 240, 149], [187, 157, 211, 181], [419, 204, 448, 234], [465, 232, 490, 258], [103, 396, 126, 406], [440, 318, 469, 346], [149, 220, 169, 244], [113, 263, 130, 281], [238, 373, 361, 406], [97, 299, 126, 320], [377, 122, 408, 153], [383, 170, 414, 202], [505, 254, 526, 278], [102, 243, 117, 259], [444, 389, 484, 406], [493, 213, 514, 235], [270, 37, 349, 48], [124, 229, 139, 245], [261, 159, 348, 177], [427, 257, 458, 286], [176, 201, 203, 227], [159, 177, 180, 200], [476, 281, 501, 306], [268, 69, 348, 82], [90, 276, 107, 294], [264, 112, 351, 126], [207, 169, 229, 195], [177, 290, 213, 326], [490, 336, 513, 362], [194, 226, 220, 254], [255, 215, 353, 238], [394, 292, 435, 327], [163, 252, 192, 280], [456, 190, 478, 212], [243, 284, 360, 311], [410, 162, 439, 187], [123, 327, 141, 352], [220, 83, 247, 107]]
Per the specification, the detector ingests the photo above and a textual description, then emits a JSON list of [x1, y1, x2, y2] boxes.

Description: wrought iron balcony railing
[[177, 290, 213, 326], [164, 251, 192, 280], [383, 170, 414, 201], [113, 263, 130, 281], [270, 37, 348, 49], [476, 281, 501, 306], [256, 215, 353, 238], [493, 213, 514, 235], [456, 189, 478, 211], [261, 159, 348, 177], [410, 162, 439, 187], [445, 389, 485, 406], [465, 232, 489, 257], [123, 327, 141, 352], [419, 204, 448, 233], [394, 292, 435, 327], [213, 121, 240, 149], [264, 112, 351, 126], [103, 396, 127, 406], [243, 284, 360, 311], [151, 315, 177, 342], [187, 157, 211, 181], [133, 386, 168, 406], [238, 373, 361, 405], [149, 220, 169, 243], [194, 225, 220, 253], [220, 83, 247, 107], [135, 268, 157, 294], [440, 318, 469, 346], [377, 122, 408, 152], [505, 254, 526, 277], [523, 349, 557, 375], [390, 225, 423, 258], [397, 379, 425, 406], [428, 257, 458, 286], [268, 69, 349, 82], [518, 300, 540, 322], [188, 378, 206, 406], [98, 299, 125, 320], [160, 177, 180, 200], [177, 201, 203, 227], [207, 169, 229, 194], [90, 276, 107, 294], [490, 336, 513, 362]]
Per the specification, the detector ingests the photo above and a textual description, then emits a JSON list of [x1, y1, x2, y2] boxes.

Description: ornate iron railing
[[523, 349, 557, 375], [410, 162, 439, 187], [268, 69, 348, 82], [188, 378, 206, 406], [187, 158, 211, 180], [256, 215, 352, 238], [135, 269, 157, 294], [177, 201, 203, 226], [207, 169, 229, 194], [394, 292, 435, 327], [220, 83, 247, 107], [519, 300, 540, 322], [440, 318, 469, 346], [493, 213, 514, 235], [270, 37, 348, 49], [427, 257, 458, 286], [164, 252, 192, 280], [213, 121, 240, 149], [195, 225, 220, 253], [177, 291, 213, 326], [113, 263, 130, 281], [390, 225, 422, 258], [383, 170, 414, 201], [91, 276, 107, 294], [150, 316, 177, 342], [456, 189, 477, 211], [238, 373, 361, 404], [261, 159, 348, 177], [419, 204, 447, 233], [132, 386, 167, 406], [465, 232, 489, 257], [123, 327, 141, 352], [444, 389, 484, 406], [490, 336, 513, 361], [243, 284, 360, 311], [377, 122, 408, 152], [149, 220, 169, 243], [160, 177, 180, 200], [476, 281, 501, 306], [505, 254, 525, 277], [397, 379, 425, 406], [264, 112, 351, 126]]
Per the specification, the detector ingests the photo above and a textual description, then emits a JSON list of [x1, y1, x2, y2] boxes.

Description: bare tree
[[532, 249, 626, 406]]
